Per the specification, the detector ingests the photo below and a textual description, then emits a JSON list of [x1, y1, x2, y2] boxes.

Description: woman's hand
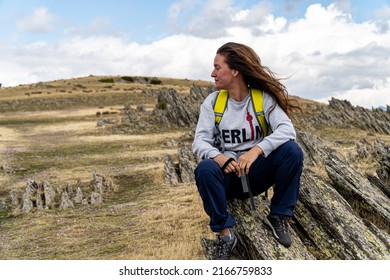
[[237, 146, 263, 177], [213, 154, 239, 174]]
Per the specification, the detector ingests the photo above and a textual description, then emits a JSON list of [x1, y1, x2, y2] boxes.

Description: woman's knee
[[282, 141, 303, 162], [195, 159, 221, 179]]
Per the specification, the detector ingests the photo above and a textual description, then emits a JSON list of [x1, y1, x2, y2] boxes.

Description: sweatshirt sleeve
[[257, 93, 296, 157], [192, 92, 221, 159]]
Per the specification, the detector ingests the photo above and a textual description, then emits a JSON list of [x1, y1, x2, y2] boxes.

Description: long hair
[[217, 42, 301, 116]]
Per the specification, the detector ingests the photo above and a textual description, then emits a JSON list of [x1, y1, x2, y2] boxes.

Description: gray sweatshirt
[[192, 90, 296, 160]]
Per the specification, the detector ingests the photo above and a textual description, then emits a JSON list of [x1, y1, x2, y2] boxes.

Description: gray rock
[[74, 187, 84, 204], [298, 169, 389, 259], [22, 180, 38, 213], [163, 155, 180, 185], [43, 181, 56, 209], [154, 85, 214, 127], [325, 152, 390, 232], [10, 190, 20, 207], [90, 192, 103, 205], [59, 191, 74, 210], [177, 147, 198, 183], [93, 170, 105, 193]]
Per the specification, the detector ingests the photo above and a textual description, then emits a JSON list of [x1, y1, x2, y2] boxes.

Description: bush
[[150, 78, 162, 85], [98, 78, 115, 83], [157, 102, 167, 110], [121, 76, 135, 82]]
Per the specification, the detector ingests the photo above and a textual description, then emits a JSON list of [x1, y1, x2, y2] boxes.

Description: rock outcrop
[[1, 171, 113, 214], [154, 84, 214, 127], [300, 98, 390, 135], [325, 152, 390, 230], [164, 147, 200, 185]]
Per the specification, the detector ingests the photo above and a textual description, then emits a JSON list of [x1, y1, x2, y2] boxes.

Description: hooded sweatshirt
[[192, 90, 296, 161]]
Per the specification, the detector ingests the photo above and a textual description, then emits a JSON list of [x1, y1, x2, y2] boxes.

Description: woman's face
[[211, 54, 235, 90]]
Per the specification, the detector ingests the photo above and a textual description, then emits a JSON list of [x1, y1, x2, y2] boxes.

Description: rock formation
[[154, 84, 213, 127], [1, 171, 113, 214], [298, 98, 390, 135]]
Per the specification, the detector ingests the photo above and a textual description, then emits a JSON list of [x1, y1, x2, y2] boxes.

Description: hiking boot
[[212, 231, 237, 260], [266, 214, 292, 247]]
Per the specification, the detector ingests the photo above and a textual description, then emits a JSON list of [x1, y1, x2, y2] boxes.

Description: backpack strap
[[213, 90, 228, 152], [212, 89, 268, 151], [250, 88, 268, 137], [213, 90, 229, 125]]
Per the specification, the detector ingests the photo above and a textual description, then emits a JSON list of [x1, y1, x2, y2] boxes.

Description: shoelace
[[274, 216, 289, 234], [215, 236, 231, 259]]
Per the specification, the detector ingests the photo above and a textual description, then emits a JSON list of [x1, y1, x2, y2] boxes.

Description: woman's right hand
[[213, 154, 239, 175]]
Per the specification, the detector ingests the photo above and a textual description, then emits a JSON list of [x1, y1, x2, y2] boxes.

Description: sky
[[0, 0, 389, 108]]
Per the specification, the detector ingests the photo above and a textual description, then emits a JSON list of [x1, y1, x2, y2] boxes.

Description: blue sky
[[2, 0, 385, 43], [1, 0, 389, 108]]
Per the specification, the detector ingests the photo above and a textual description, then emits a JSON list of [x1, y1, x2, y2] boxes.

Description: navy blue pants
[[194, 140, 303, 232]]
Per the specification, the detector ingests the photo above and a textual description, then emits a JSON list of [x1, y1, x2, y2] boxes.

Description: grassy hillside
[[0, 75, 388, 259]]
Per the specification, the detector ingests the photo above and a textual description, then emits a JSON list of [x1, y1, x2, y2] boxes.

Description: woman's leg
[[194, 159, 236, 232], [248, 140, 304, 216]]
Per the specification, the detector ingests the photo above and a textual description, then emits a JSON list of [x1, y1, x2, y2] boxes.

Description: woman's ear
[[232, 69, 239, 77]]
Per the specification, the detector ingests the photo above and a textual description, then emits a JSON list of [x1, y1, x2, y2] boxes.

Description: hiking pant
[[195, 140, 303, 233]]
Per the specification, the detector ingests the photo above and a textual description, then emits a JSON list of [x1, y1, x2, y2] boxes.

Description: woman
[[192, 42, 303, 260]]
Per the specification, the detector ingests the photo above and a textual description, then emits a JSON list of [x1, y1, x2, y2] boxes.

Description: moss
[[0, 209, 12, 227]]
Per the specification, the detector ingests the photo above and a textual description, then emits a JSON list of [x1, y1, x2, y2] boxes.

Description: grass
[[0, 176, 209, 259]]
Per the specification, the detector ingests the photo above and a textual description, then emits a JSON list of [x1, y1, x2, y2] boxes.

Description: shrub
[[98, 78, 115, 83], [150, 78, 162, 85], [156, 102, 167, 110], [121, 76, 135, 82]]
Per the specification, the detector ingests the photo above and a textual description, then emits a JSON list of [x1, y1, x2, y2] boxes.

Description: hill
[[0, 75, 389, 259]]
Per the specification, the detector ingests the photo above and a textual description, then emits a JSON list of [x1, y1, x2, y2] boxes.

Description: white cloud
[[317, 78, 390, 108], [0, 34, 220, 86], [1, 2, 390, 109], [16, 7, 57, 33], [168, 0, 272, 38]]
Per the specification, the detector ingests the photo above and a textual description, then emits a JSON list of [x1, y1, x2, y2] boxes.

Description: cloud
[[168, 0, 272, 38], [374, 5, 390, 19], [282, 0, 302, 13], [0, 34, 219, 86], [333, 0, 351, 13], [168, 0, 200, 20], [1, 2, 390, 109], [16, 7, 57, 33], [317, 81, 390, 109], [246, 3, 390, 107]]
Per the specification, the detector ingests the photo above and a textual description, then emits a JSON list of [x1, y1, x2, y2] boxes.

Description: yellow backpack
[[213, 88, 268, 137]]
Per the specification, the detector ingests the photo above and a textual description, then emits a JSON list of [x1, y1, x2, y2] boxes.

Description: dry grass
[[0, 179, 210, 260]]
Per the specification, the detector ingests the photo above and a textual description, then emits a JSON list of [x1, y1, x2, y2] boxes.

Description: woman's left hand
[[237, 146, 263, 177]]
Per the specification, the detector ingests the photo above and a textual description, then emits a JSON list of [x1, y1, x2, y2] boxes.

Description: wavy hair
[[217, 42, 301, 116]]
